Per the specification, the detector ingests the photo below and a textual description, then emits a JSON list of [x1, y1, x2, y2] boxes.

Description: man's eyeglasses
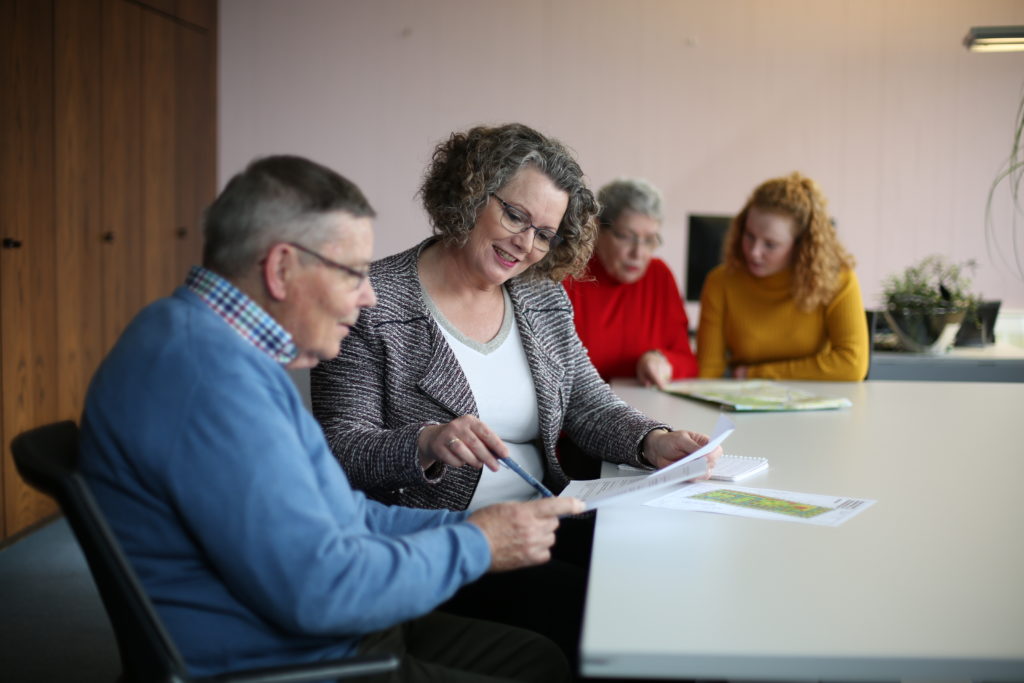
[[607, 227, 662, 251], [287, 242, 369, 287], [491, 194, 564, 253]]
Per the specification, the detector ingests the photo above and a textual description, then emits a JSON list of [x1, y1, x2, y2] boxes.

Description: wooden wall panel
[[175, 3, 217, 280], [55, 0, 104, 421], [175, 0, 214, 30], [100, 0, 144, 352], [140, 8, 178, 303], [134, 0, 175, 17], [1, 0, 59, 537], [1, 0, 217, 541]]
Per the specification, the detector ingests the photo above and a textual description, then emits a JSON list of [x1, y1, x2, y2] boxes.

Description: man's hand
[[636, 350, 672, 389], [642, 429, 722, 478], [468, 497, 585, 572]]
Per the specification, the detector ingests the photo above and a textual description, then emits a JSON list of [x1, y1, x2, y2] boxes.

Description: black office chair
[[11, 421, 398, 683], [864, 309, 878, 380]]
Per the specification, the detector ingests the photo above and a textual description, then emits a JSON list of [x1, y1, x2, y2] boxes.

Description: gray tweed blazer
[[311, 239, 666, 510]]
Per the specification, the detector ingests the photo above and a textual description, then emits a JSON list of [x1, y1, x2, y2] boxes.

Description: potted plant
[[881, 255, 980, 353], [984, 80, 1023, 283]]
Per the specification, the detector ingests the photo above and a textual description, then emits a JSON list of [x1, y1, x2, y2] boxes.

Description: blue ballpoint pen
[[499, 457, 554, 498]]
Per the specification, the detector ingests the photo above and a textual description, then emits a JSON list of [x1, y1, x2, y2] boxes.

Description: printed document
[[664, 379, 852, 412], [644, 482, 875, 526], [560, 415, 734, 510]]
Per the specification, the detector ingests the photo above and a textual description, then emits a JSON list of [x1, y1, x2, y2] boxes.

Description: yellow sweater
[[697, 264, 869, 381]]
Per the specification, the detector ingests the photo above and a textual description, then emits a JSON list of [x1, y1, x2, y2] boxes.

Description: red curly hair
[[723, 172, 855, 311]]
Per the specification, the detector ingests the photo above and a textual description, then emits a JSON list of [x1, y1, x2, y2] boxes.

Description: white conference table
[[581, 380, 1024, 681]]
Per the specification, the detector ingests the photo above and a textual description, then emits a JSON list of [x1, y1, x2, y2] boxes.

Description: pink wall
[[219, 0, 1024, 308]]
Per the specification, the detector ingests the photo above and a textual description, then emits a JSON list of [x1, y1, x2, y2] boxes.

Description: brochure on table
[[644, 482, 875, 527], [663, 379, 852, 412]]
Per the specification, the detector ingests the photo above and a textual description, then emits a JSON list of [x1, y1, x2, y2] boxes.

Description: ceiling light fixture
[[963, 25, 1024, 52]]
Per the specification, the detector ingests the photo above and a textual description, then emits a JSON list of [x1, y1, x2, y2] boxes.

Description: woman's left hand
[[636, 350, 672, 389], [641, 429, 722, 479]]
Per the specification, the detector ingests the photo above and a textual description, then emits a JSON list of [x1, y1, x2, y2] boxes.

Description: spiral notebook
[[710, 454, 769, 481]]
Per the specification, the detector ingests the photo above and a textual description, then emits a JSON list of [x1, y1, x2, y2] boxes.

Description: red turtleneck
[[563, 255, 698, 382]]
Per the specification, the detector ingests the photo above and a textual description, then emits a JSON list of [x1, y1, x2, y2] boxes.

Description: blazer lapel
[[508, 282, 566, 452], [396, 240, 476, 419], [416, 317, 478, 418]]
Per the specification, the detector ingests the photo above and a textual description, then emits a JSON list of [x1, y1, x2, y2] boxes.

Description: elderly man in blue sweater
[[79, 155, 583, 682]]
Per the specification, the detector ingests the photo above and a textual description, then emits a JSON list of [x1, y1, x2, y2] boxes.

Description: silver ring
[[446, 437, 462, 448]]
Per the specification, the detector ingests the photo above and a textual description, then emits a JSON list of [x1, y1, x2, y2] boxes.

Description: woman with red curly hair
[[697, 172, 869, 380]]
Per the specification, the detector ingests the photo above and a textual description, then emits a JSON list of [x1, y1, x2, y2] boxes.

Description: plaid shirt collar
[[185, 265, 299, 365]]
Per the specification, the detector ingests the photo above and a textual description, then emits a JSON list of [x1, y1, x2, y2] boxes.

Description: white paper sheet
[[560, 415, 735, 510], [643, 481, 876, 526]]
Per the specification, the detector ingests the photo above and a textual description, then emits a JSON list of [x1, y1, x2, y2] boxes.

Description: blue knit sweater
[[80, 286, 490, 676]]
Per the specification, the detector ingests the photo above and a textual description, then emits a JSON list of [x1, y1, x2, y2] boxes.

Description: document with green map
[[663, 380, 852, 412], [644, 482, 875, 526]]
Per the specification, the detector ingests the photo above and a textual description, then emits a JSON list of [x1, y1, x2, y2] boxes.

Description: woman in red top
[[564, 178, 698, 388]]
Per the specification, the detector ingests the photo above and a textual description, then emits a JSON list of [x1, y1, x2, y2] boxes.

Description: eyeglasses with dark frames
[[287, 242, 369, 286], [491, 194, 564, 253]]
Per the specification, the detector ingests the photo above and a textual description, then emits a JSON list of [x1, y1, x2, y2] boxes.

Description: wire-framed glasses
[[491, 194, 564, 253], [607, 227, 662, 251], [287, 242, 369, 287]]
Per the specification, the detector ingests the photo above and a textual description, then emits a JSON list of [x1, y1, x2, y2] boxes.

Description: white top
[[424, 286, 544, 511], [582, 379, 1024, 681]]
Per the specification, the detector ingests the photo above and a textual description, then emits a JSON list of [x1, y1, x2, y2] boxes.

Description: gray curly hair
[[419, 123, 599, 282], [597, 178, 663, 227]]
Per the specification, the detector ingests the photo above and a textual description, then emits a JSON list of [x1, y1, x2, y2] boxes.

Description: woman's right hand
[[417, 415, 507, 472]]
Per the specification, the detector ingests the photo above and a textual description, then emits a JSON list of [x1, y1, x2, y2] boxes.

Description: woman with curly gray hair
[[565, 178, 699, 390], [311, 123, 719, 670]]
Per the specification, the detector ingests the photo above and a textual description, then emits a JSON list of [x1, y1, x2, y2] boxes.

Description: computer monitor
[[686, 214, 732, 302]]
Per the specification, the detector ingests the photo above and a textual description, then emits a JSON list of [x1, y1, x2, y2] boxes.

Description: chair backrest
[[11, 421, 191, 683]]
